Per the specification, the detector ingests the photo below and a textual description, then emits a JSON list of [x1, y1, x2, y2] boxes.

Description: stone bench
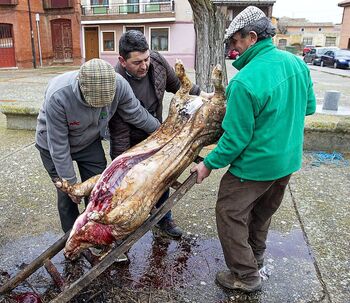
[[304, 114, 350, 153], [0, 102, 40, 131]]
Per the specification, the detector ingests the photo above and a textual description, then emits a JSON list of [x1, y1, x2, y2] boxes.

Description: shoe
[[89, 247, 103, 257], [216, 270, 262, 293], [155, 219, 183, 239], [115, 253, 129, 263]]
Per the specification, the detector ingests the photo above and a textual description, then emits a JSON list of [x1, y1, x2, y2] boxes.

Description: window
[[43, 0, 73, 9], [0, 24, 13, 48], [128, 0, 139, 13], [0, 0, 18, 5], [309, 49, 316, 54], [91, 0, 108, 14], [90, 0, 108, 5], [324, 51, 333, 56], [125, 26, 144, 34], [325, 36, 336, 47], [150, 28, 169, 51], [302, 37, 313, 45], [102, 31, 115, 51], [118, 0, 139, 14], [278, 39, 287, 49]]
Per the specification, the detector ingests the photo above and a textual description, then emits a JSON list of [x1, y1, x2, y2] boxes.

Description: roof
[[278, 17, 335, 27], [212, 0, 275, 5], [338, 1, 350, 7]]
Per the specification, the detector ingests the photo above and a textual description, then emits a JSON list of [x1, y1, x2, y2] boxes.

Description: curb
[[304, 114, 350, 152], [308, 65, 350, 78]]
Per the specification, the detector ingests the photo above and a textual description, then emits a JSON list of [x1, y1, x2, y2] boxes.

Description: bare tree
[[187, 0, 228, 91]]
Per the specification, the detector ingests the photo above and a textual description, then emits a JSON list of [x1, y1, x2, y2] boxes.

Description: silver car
[[303, 47, 339, 66]]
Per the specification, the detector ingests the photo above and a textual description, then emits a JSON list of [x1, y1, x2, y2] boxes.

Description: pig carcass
[[56, 61, 226, 259]]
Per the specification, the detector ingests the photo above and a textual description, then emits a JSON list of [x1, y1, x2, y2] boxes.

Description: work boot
[[156, 219, 183, 239], [115, 253, 129, 263], [216, 270, 262, 293]]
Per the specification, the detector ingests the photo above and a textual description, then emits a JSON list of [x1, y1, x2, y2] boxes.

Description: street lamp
[[35, 13, 43, 67]]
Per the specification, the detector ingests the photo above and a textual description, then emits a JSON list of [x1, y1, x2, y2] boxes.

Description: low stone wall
[[0, 103, 39, 131], [0, 105, 349, 154], [304, 114, 350, 153]]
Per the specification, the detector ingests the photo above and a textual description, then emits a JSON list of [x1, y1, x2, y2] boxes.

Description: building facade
[[211, 0, 275, 28], [338, 0, 350, 49], [80, 0, 195, 68], [0, 0, 81, 68], [274, 18, 341, 53]]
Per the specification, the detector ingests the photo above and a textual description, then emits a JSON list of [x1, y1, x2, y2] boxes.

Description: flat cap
[[225, 6, 266, 41], [78, 59, 116, 107]]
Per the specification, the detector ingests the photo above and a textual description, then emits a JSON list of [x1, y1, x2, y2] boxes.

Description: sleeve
[[115, 75, 160, 133], [204, 81, 255, 170], [108, 112, 131, 160], [306, 75, 316, 116], [45, 96, 77, 184]]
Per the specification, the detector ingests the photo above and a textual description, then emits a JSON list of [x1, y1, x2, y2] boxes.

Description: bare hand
[[190, 161, 212, 184], [53, 178, 83, 204]]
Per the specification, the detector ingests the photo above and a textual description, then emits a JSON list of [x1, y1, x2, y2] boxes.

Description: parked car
[[227, 49, 239, 60], [320, 49, 350, 69], [304, 47, 339, 65], [302, 45, 315, 56]]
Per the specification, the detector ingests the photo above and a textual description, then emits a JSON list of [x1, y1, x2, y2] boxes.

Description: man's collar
[[125, 69, 142, 81]]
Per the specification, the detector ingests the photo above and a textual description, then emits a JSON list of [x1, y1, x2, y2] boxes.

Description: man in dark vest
[[109, 30, 212, 238]]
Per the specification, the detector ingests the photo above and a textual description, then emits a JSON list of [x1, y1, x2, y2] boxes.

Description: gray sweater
[[35, 70, 160, 183]]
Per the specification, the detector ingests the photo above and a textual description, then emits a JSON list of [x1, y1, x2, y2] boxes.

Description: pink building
[[80, 0, 196, 68], [338, 0, 350, 49]]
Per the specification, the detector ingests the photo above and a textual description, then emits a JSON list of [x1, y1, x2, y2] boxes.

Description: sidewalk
[[0, 66, 349, 302], [308, 64, 350, 78]]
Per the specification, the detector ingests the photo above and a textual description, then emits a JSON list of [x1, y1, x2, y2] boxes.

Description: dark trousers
[[216, 171, 291, 279], [36, 140, 107, 233], [156, 189, 171, 223]]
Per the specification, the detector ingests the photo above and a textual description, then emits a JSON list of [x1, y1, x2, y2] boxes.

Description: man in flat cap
[[191, 6, 316, 292], [35, 59, 160, 234]]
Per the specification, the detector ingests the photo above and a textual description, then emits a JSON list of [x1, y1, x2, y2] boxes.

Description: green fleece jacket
[[204, 38, 316, 181]]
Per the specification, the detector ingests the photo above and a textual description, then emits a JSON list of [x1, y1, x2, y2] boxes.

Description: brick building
[[0, 0, 81, 68], [338, 0, 350, 49]]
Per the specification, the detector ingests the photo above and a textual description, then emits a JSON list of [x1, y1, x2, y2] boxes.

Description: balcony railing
[[43, 0, 73, 9], [0, 0, 18, 5], [82, 1, 174, 16]]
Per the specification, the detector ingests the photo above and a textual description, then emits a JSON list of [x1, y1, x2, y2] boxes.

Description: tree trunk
[[187, 0, 227, 91]]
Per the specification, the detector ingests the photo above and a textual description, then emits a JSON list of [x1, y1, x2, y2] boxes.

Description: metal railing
[[82, 1, 174, 16], [0, 0, 18, 5], [43, 0, 73, 9]]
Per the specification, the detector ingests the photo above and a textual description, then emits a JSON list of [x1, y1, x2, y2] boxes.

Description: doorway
[[84, 27, 99, 61], [0, 23, 16, 68], [51, 19, 73, 61]]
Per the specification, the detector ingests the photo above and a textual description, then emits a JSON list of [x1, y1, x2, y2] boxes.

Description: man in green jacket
[[191, 6, 316, 292]]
